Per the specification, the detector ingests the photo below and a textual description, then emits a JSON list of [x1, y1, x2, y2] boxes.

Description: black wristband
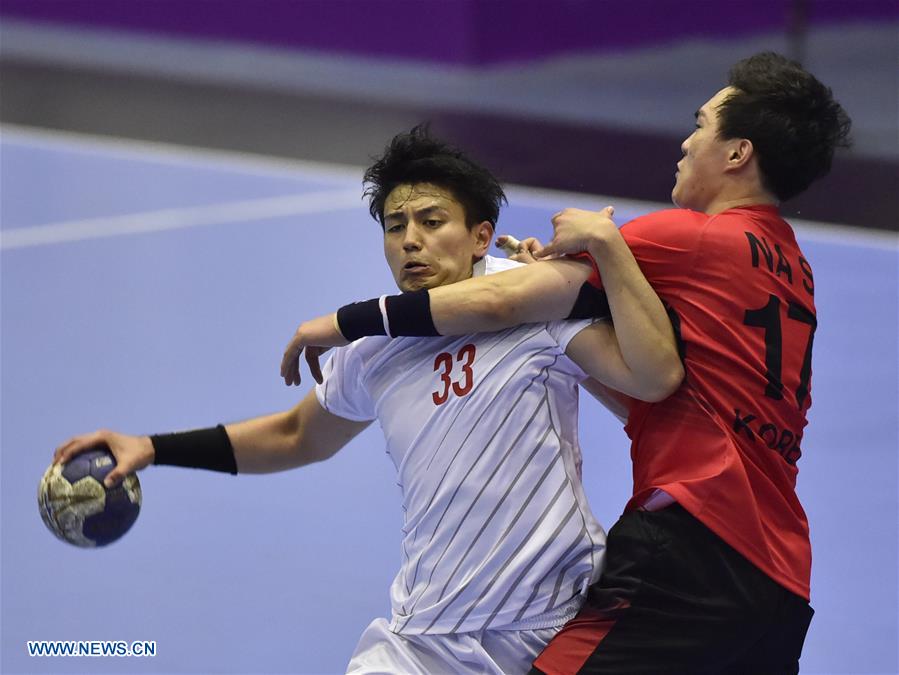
[[336, 290, 439, 340], [567, 283, 612, 320], [336, 298, 386, 341], [151, 424, 238, 474], [385, 289, 439, 337]]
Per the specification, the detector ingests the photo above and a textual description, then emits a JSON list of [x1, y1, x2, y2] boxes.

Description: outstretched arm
[[282, 208, 682, 400], [278, 258, 594, 386], [54, 390, 370, 485]]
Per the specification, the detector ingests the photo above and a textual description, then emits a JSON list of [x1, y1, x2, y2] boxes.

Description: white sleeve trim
[[378, 294, 392, 337]]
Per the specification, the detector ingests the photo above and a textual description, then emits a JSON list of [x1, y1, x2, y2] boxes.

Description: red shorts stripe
[[533, 604, 616, 675]]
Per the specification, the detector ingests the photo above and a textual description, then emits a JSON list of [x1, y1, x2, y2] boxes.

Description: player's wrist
[[585, 223, 626, 260], [151, 425, 238, 474], [331, 312, 346, 340], [336, 290, 440, 340], [585, 232, 613, 258], [139, 435, 156, 467]]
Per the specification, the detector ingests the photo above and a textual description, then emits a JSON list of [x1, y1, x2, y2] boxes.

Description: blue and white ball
[[38, 448, 141, 547]]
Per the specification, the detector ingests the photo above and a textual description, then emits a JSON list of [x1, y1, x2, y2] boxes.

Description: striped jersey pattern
[[315, 256, 606, 634]]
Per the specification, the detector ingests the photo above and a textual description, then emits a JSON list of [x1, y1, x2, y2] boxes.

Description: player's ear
[[726, 138, 754, 170], [473, 221, 493, 257]]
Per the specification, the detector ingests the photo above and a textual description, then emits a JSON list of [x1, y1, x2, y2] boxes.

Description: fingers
[[538, 205, 617, 260], [306, 346, 324, 385], [281, 329, 331, 386], [104, 467, 125, 488], [53, 430, 123, 486], [497, 235, 543, 264], [280, 333, 303, 386], [284, 352, 301, 387], [516, 237, 543, 262], [280, 338, 294, 381], [54, 431, 107, 466], [534, 243, 558, 259], [496, 235, 522, 256], [281, 317, 342, 386], [552, 205, 615, 218], [509, 249, 536, 264], [520, 237, 542, 251]]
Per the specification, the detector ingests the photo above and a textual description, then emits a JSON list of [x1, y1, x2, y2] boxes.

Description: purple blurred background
[[2, 0, 897, 65], [2, 0, 896, 230]]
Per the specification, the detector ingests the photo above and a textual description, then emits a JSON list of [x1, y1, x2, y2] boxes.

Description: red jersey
[[586, 205, 816, 600]]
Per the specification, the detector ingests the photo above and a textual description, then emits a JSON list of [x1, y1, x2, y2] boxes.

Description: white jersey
[[316, 256, 606, 635]]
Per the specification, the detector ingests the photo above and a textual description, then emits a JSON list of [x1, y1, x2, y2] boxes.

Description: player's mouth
[[403, 260, 431, 275]]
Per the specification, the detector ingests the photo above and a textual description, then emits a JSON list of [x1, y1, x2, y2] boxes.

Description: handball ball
[[38, 447, 141, 547]]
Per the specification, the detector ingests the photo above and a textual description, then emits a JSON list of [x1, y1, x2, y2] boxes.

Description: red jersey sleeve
[[576, 209, 707, 291]]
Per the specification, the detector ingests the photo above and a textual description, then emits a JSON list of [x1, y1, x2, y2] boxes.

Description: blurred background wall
[[2, 0, 897, 230]]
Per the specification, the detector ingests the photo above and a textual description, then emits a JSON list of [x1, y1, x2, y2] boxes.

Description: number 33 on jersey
[[432, 344, 476, 405]]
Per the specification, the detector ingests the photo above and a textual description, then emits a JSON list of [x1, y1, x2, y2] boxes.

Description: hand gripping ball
[[38, 447, 141, 547]]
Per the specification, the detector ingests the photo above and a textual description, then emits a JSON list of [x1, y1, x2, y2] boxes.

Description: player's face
[[383, 183, 492, 292], [672, 87, 735, 212]]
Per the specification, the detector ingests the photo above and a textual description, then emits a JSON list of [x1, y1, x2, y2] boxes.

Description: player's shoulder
[[620, 208, 708, 246], [712, 205, 797, 239], [332, 335, 392, 367], [622, 208, 706, 233], [703, 205, 799, 252]]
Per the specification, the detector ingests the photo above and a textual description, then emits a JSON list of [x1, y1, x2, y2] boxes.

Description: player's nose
[[402, 223, 424, 250]]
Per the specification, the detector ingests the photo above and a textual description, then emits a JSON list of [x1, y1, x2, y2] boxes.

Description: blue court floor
[[2, 125, 896, 674]]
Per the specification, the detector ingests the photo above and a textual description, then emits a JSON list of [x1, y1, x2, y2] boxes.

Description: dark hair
[[363, 125, 507, 228], [717, 52, 852, 201]]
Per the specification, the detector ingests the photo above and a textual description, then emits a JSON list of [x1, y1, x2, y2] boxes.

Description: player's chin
[[399, 275, 438, 292], [671, 174, 693, 207]]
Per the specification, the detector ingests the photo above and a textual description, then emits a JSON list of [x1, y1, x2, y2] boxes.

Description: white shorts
[[346, 618, 558, 674]]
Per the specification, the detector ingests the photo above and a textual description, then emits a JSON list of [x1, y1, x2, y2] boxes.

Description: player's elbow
[[641, 360, 684, 402]]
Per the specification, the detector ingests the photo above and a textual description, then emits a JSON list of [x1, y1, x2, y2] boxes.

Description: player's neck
[[704, 184, 777, 216]]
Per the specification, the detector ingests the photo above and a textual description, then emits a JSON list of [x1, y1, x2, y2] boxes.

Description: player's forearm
[[229, 405, 347, 474], [331, 259, 592, 345], [427, 259, 589, 334], [149, 414, 309, 475], [586, 234, 683, 399], [229, 392, 368, 472], [226, 410, 311, 474]]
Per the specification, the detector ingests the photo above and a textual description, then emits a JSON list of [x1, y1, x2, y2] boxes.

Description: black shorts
[[531, 504, 813, 674]]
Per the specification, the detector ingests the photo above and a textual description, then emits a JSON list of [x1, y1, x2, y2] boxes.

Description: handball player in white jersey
[[54, 127, 683, 674]]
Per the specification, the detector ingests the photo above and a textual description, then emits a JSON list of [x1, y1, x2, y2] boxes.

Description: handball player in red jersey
[[281, 52, 851, 673]]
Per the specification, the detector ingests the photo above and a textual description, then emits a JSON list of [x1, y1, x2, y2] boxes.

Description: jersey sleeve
[[544, 318, 597, 381], [580, 209, 705, 290], [314, 344, 377, 422], [482, 254, 523, 275]]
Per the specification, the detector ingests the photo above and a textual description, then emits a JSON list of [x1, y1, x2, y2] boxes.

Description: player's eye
[[424, 219, 442, 227], [386, 223, 405, 233]]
